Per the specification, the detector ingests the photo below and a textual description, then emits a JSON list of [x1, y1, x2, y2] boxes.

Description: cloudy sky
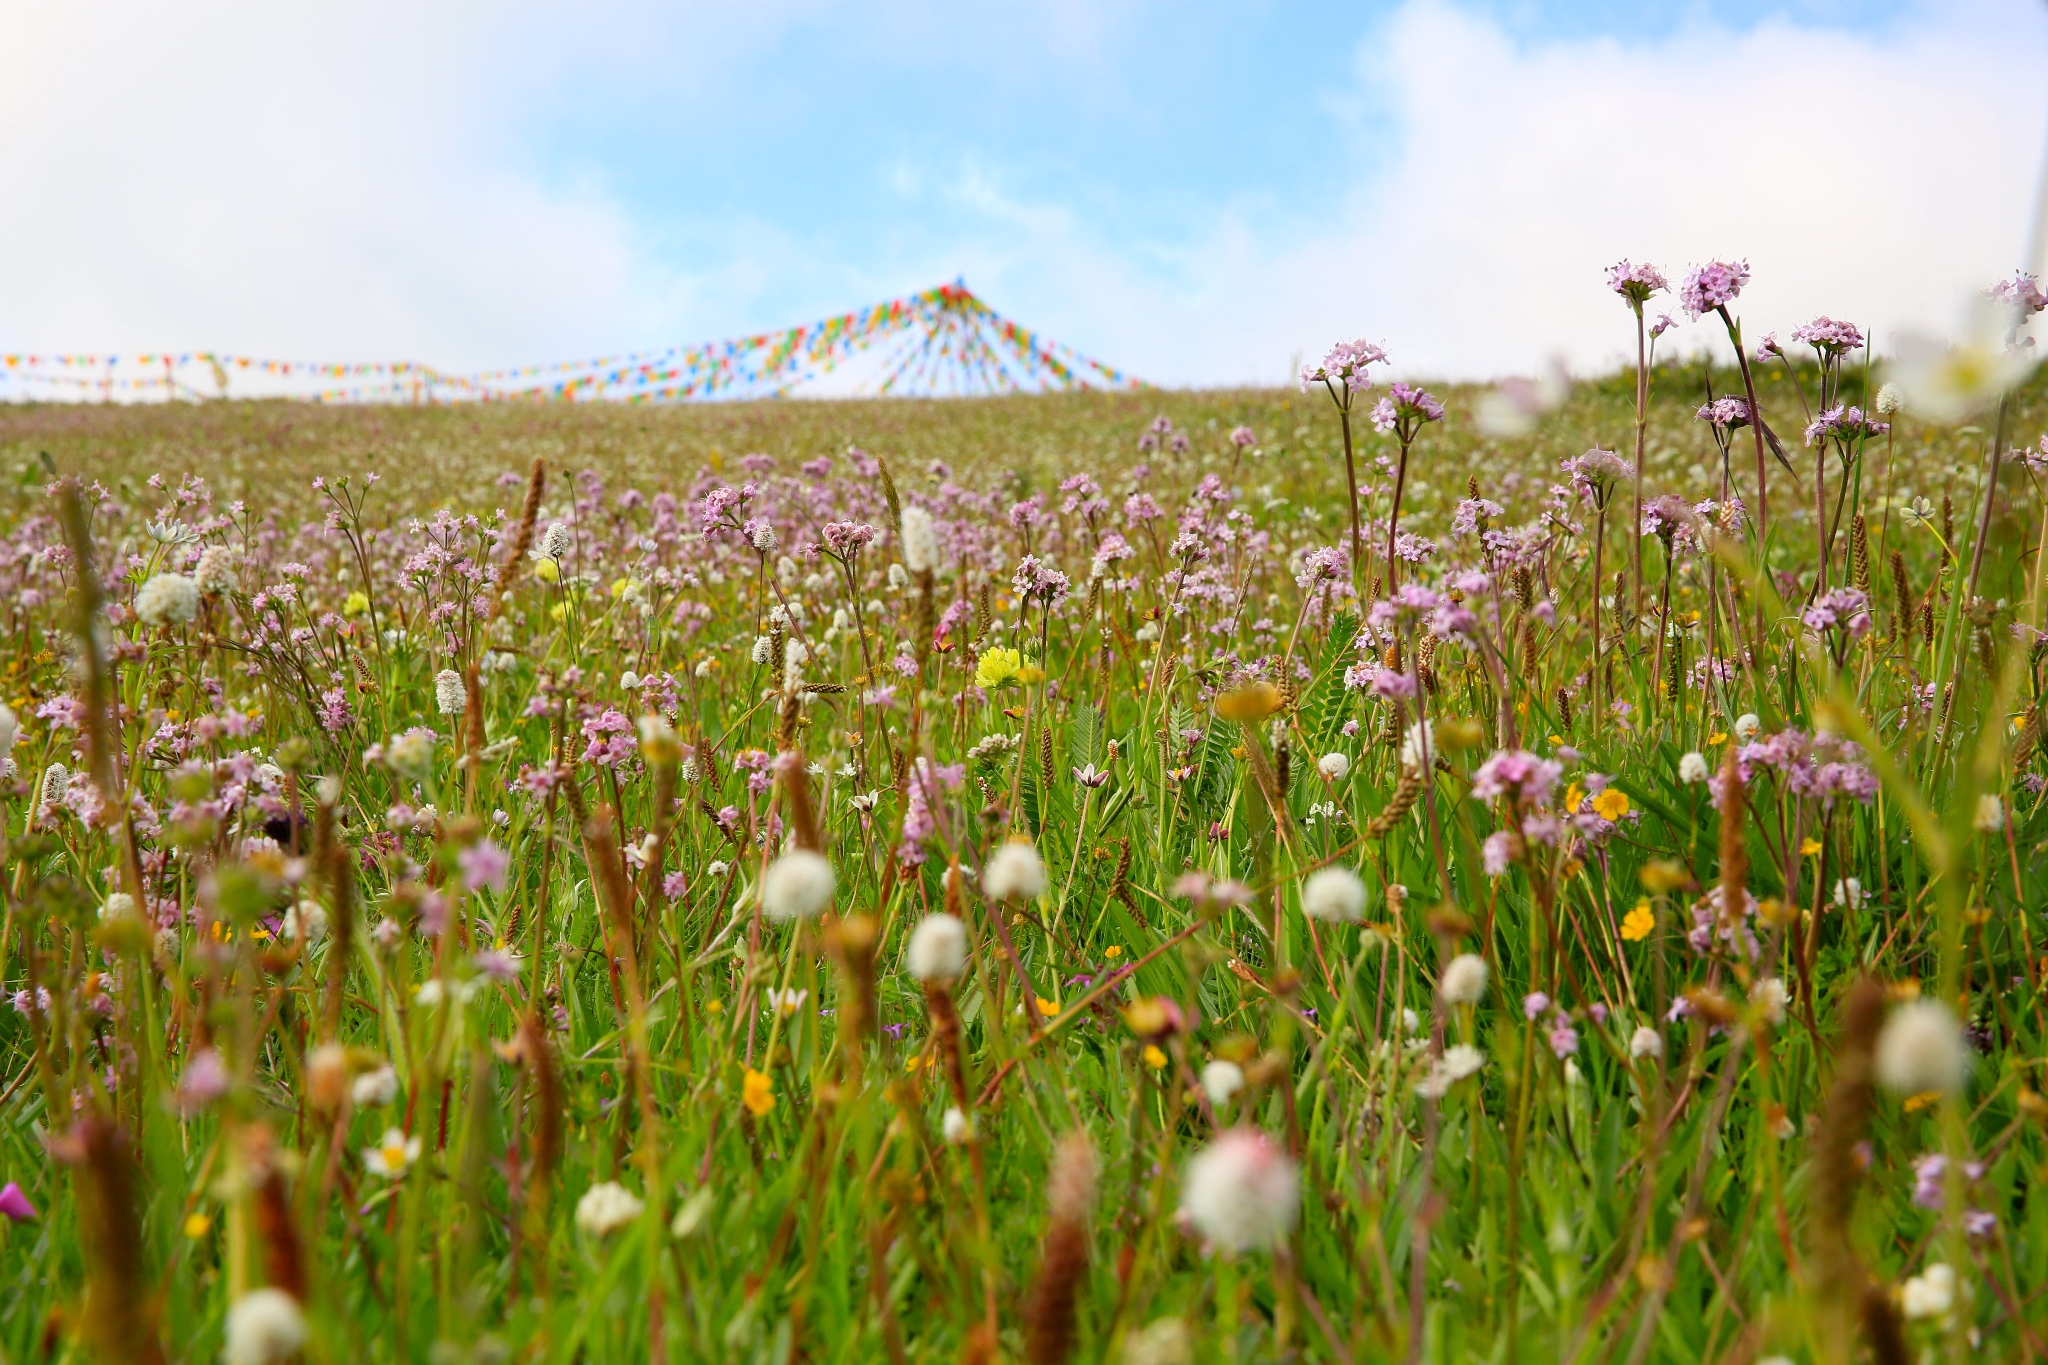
[[2, 0, 2045, 387]]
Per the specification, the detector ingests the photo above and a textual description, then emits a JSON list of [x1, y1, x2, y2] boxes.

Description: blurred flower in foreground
[[1888, 293, 2039, 423], [1474, 357, 1571, 438], [1181, 1128, 1298, 1253]]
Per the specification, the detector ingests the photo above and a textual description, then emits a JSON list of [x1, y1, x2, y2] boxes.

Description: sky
[[2, 0, 2046, 388]]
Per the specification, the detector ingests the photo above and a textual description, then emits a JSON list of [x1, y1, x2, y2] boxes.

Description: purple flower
[[1679, 259, 1750, 319], [1369, 668, 1416, 700], [1804, 405, 1888, 448], [1294, 545, 1349, 589], [1450, 497, 1503, 538], [1370, 382, 1445, 436], [1522, 991, 1551, 1019], [1471, 750, 1563, 806], [178, 1048, 230, 1113], [458, 839, 510, 894], [1606, 259, 1668, 305], [820, 521, 878, 557], [1012, 555, 1072, 607], [1300, 338, 1388, 393], [1802, 588, 1873, 640], [1548, 1018, 1580, 1058], [1643, 494, 1696, 546], [1482, 830, 1518, 877], [1229, 425, 1257, 448], [1695, 396, 1754, 431], [1989, 270, 2047, 318], [1563, 448, 1631, 509], [1791, 316, 1865, 354], [0, 1183, 35, 1223], [1649, 313, 1677, 338]]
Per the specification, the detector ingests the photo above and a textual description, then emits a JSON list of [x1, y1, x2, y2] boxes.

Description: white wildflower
[[760, 850, 834, 922], [223, 1288, 306, 1365], [906, 913, 969, 984], [1300, 866, 1366, 923], [1875, 999, 1969, 1095], [575, 1181, 646, 1237], [1200, 1060, 1245, 1107], [434, 669, 466, 716], [136, 572, 199, 627], [983, 841, 1047, 901], [1180, 1128, 1298, 1254], [1438, 953, 1489, 1006]]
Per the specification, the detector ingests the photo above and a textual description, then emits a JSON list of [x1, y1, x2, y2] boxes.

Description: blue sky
[[0, 0, 2041, 385]]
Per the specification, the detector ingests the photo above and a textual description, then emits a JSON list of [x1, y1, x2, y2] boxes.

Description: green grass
[[0, 352, 2043, 1363]]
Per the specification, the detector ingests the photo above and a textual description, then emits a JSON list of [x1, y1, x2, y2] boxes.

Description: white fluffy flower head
[[760, 850, 835, 922], [1180, 1128, 1299, 1254], [1399, 719, 1436, 773], [576, 1180, 646, 1237], [906, 912, 969, 983], [1677, 751, 1710, 784], [1300, 866, 1366, 923], [1439, 953, 1489, 1006], [223, 1288, 307, 1365], [136, 572, 199, 627], [1875, 999, 1969, 1096], [1316, 751, 1350, 782], [194, 545, 238, 596], [900, 504, 938, 574], [434, 669, 466, 716], [982, 840, 1047, 901], [1201, 1059, 1245, 1107]]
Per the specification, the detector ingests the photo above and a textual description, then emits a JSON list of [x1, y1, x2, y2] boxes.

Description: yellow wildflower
[[1564, 783, 1585, 814], [1141, 1044, 1168, 1070], [1036, 996, 1062, 1018], [742, 1067, 776, 1117], [183, 1212, 212, 1239], [341, 590, 370, 617], [1592, 788, 1630, 821], [1103, 944, 1122, 959], [533, 557, 561, 584], [1800, 837, 1823, 857], [1621, 900, 1655, 942], [974, 647, 1022, 689], [1215, 681, 1282, 723]]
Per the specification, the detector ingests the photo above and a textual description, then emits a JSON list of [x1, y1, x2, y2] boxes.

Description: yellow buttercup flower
[[1564, 783, 1585, 814], [975, 646, 1022, 689], [1141, 1044, 1168, 1070], [1215, 682, 1282, 724], [342, 591, 370, 617], [1592, 788, 1630, 821], [1036, 996, 1062, 1018], [742, 1067, 776, 1117], [1621, 900, 1655, 942], [183, 1212, 212, 1239], [1800, 837, 1823, 857], [533, 557, 561, 584]]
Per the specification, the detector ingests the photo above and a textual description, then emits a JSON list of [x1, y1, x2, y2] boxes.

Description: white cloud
[[0, 2, 665, 365], [1022, 0, 2048, 384], [0, 0, 2042, 388]]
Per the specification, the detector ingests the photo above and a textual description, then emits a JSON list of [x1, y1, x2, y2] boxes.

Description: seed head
[[1181, 1128, 1298, 1254], [760, 850, 835, 922], [907, 912, 969, 983], [1875, 1000, 1968, 1096], [1439, 953, 1488, 1006], [1300, 866, 1366, 923], [983, 840, 1047, 901], [223, 1288, 306, 1365]]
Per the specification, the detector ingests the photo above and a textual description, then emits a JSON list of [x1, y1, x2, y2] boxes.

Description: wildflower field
[[3, 266, 2048, 1364]]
